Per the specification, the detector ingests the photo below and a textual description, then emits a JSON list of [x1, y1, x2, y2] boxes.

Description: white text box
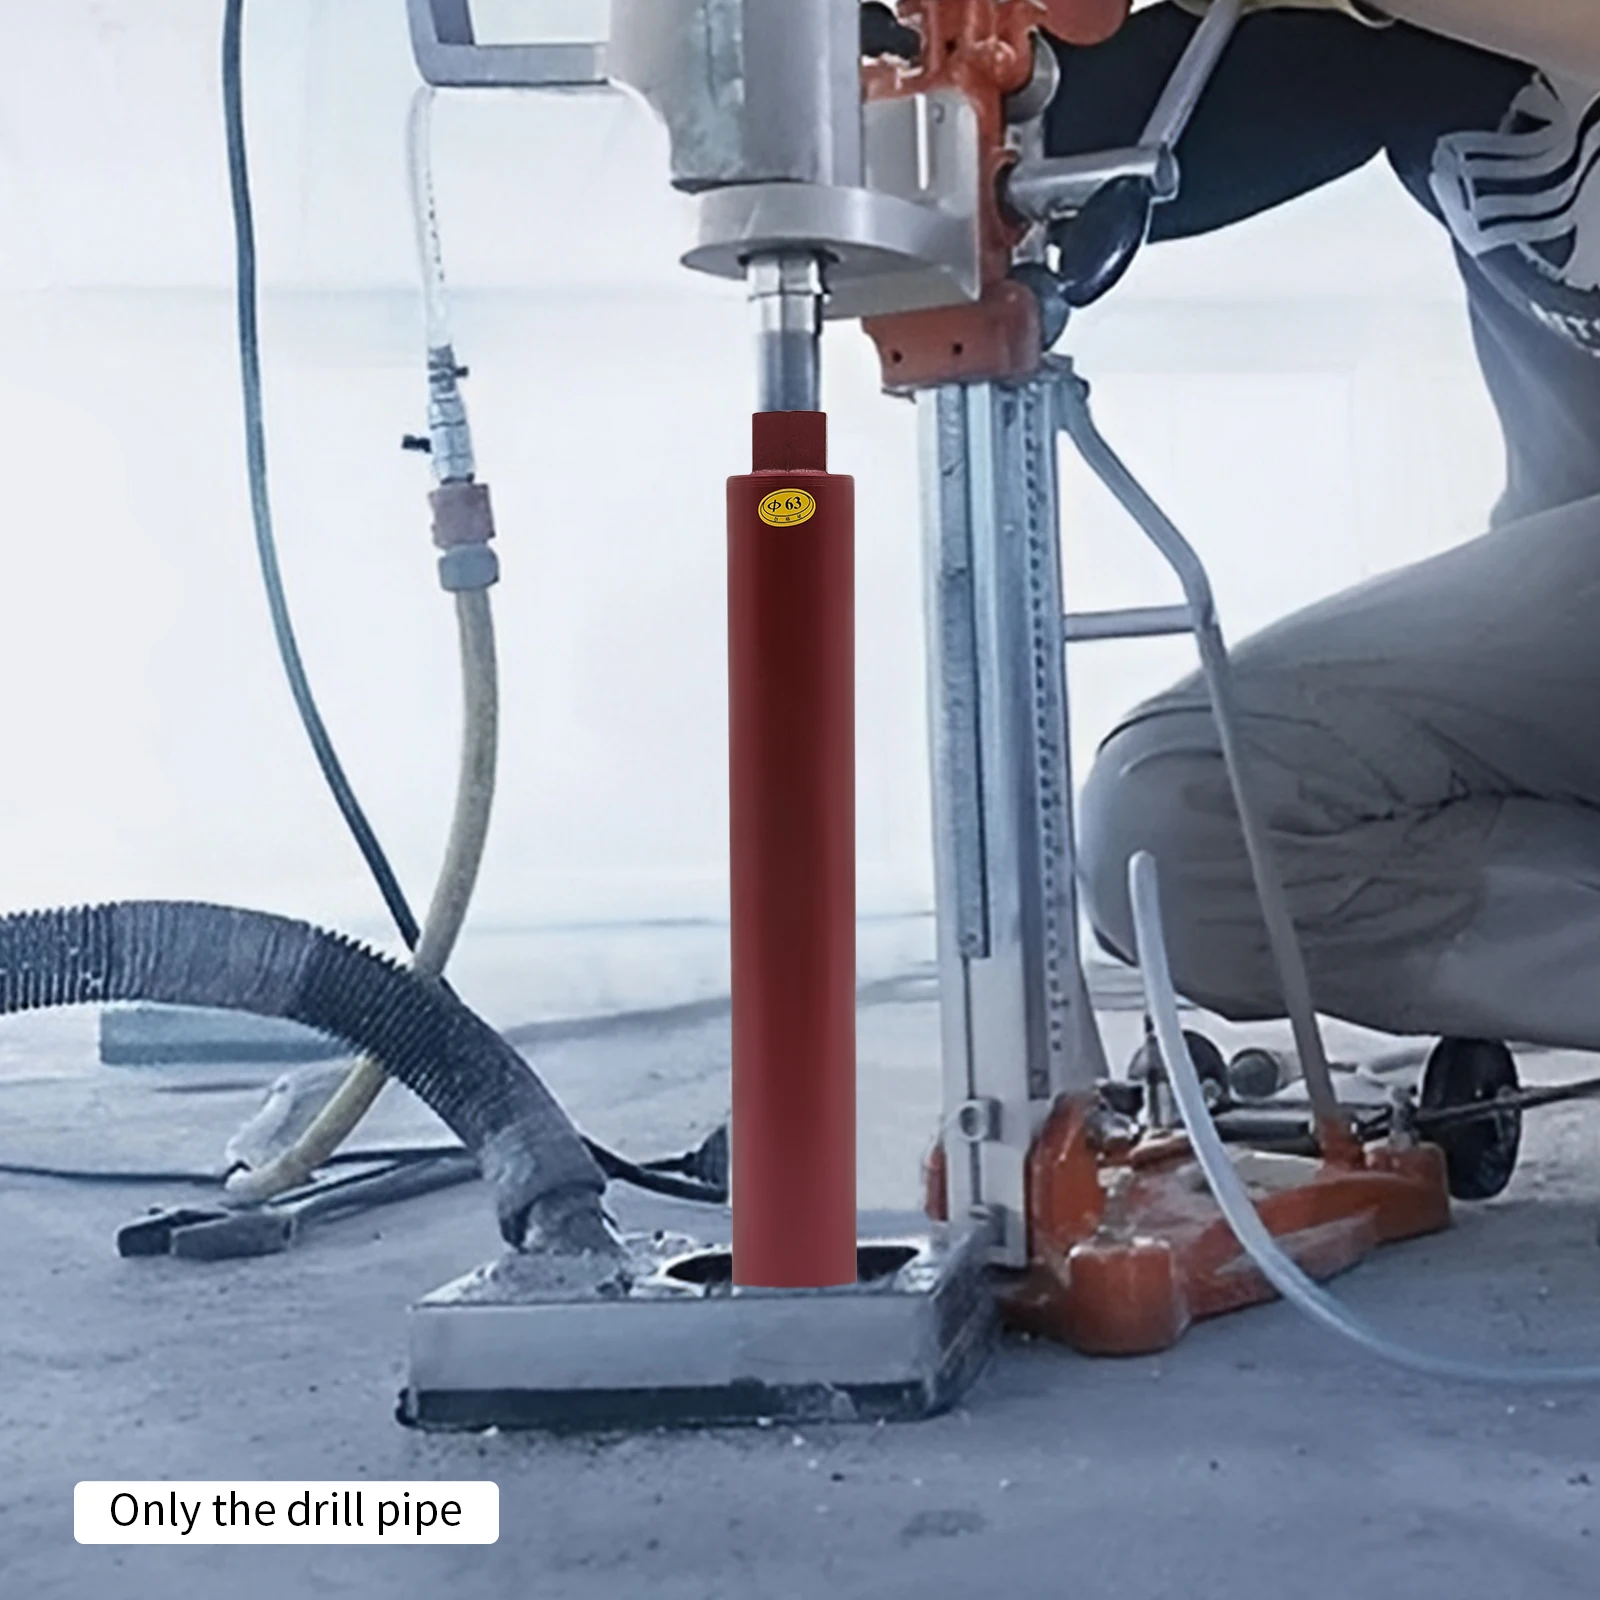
[[74, 1481, 499, 1544]]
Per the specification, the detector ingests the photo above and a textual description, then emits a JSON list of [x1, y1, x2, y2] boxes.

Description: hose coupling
[[430, 480, 499, 591], [426, 342, 476, 484]]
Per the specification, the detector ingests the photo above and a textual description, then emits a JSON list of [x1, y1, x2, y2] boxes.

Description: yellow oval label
[[757, 488, 818, 528]]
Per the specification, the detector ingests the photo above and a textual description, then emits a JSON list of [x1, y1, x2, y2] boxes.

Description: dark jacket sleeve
[[1044, 4, 1401, 240]]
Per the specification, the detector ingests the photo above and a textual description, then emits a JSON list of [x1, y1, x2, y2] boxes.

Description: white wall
[[0, 3, 1506, 1010]]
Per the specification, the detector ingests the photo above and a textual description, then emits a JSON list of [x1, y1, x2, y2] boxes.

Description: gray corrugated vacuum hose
[[14, 900, 607, 1250]]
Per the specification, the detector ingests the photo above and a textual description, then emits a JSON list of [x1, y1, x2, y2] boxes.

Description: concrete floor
[[5, 988, 1600, 1598]]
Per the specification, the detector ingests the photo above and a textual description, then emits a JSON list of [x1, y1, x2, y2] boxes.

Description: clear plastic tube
[[227, 84, 496, 1202], [407, 85, 452, 354], [1130, 848, 1600, 1387]]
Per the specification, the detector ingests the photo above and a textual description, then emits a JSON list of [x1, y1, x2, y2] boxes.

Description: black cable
[[223, 0, 421, 952], [585, 1141, 726, 1206], [2, 1142, 726, 1205], [0, 1162, 224, 1186], [0, 1146, 478, 1187], [220, 1, 722, 1210], [0, 1149, 434, 1186]]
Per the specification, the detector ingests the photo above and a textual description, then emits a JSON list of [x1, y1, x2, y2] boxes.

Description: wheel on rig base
[[1420, 1037, 1522, 1201], [1129, 1026, 1229, 1112], [1226, 1046, 1290, 1102]]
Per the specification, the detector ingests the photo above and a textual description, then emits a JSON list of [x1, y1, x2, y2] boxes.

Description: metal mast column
[[918, 374, 1105, 1264]]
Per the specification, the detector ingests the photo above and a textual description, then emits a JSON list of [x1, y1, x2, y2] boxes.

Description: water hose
[[219, 17, 725, 1210], [222, 14, 498, 1198], [407, 86, 454, 384], [0, 900, 606, 1248], [1130, 849, 1600, 1386], [226, 588, 499, 1199]]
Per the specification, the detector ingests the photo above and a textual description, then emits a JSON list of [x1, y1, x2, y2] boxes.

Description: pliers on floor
[[116, 1150, 480, 1260]]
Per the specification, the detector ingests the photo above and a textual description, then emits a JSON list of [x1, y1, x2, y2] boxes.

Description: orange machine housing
[[861, 0, 1129, 390], [926, 1103, 1453, 1355]]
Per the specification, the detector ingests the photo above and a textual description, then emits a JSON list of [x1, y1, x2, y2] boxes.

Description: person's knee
[[1077, 709, 1287, 1019], [1078, 714, 1223, 971]]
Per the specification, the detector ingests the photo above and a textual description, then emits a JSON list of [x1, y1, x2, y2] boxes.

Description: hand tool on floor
[[117, 1151, 479, 1260]]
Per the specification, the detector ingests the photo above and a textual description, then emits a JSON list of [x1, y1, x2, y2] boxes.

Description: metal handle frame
[[407, 0, 609, 89], [1005, 0, 1243, 226], [1050, 357, 1347, 1140]]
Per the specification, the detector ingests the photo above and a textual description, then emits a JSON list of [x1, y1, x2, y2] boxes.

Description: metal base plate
[[399, 1227, 997, 1432]]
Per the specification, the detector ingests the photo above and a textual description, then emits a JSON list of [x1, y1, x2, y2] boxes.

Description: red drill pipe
[[727, 411, 857, 1288]]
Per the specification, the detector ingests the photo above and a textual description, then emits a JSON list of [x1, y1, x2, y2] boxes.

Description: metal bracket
[[955, 1097, 1003, 1143], [406, 0, 609, 89]]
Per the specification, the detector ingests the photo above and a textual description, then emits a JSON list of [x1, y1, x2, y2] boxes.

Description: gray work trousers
[[1079, 491, 1600, 1049]]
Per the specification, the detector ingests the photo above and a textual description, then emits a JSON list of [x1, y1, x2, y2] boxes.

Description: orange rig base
[[927, 1097, 1452, 1356]]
